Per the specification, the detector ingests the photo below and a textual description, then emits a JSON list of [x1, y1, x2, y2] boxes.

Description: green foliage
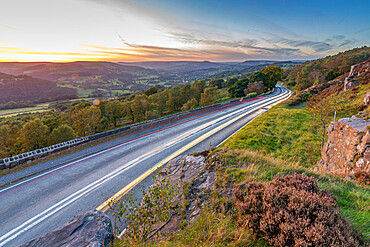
[[251, 65, 283, 90], [246, 92, 258, 98], [105, 100, 124, 127], [109, 167, 179, 244], [49, 124, 76, 145], [228, 78, 249, 97], [208, 78, 225, 89]]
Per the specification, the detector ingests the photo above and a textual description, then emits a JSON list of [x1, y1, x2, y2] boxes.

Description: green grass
[[224, 104, 322, 167], [0, 103, 50, 118]]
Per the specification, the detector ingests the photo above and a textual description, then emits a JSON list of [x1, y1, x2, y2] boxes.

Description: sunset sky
[[0, 0, 369, 62]]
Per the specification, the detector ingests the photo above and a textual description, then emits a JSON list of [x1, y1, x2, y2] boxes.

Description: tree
[[228, 78, 249, 97], [243, 81, 266, 95], [209, 78, 225, 89], [226, 77, 238, 88], [18, 118, 49, 151], [131, 94, 150, 122], [307, 92, 335, 149], [105, 100, 124, 127], [191, 80, 206, 102], [70, 104, 102, 136], [144, 86, 159, 96], [182, 98, 198, 111], [325, 70, 339, 81], [49, 124, 76, 145], [200, 87, 217, 106], [0, 123, 21, 158], [166, 86, 183, 112], [259, 65, 283, 90]]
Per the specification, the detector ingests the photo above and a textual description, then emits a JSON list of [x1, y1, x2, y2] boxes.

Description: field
[[0, 103, 50, 118]]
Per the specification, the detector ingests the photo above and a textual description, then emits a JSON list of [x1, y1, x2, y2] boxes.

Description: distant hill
[[0, 61, 154, 81], [0, 60, 303, 99], [119, 61, 229, 72], [0, 72, 77, 104], [283, 46, 370, 90], [0, 61, 157, 97]]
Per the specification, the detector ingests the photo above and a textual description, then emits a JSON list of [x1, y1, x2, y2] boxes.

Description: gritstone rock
[[318, 116, 370, 175], [19, 210, 113, 247]]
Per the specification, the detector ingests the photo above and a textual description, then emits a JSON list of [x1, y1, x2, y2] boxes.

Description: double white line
[[0, 87, 290, 246]]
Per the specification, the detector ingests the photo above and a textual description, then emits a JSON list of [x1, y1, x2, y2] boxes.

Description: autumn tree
[[252, 65, 283, 90], [105, 100, 124, 127], [0, 123, 22, 158], [131, 94, 150, 122], [18, 118, 49, 151], [149, 90, 168, 115], [49, 124, 76, 145], [70, 103, 102, 136], [182, 98, 198, 111], [123, 101, 134, 123], [191, 80, 206, 102], [200, 87, 217, 106], [243, 81, 266, 95], [166, 86, 183, 112]]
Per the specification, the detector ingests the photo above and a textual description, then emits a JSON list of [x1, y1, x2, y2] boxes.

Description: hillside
[[283, 46, 370, 90], [0, 72, 77, 104]]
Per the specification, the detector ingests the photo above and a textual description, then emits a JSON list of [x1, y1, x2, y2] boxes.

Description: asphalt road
[[0, 85, 291, 246]]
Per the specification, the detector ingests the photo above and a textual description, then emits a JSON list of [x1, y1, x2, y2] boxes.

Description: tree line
[[0, 65, 283, 159]]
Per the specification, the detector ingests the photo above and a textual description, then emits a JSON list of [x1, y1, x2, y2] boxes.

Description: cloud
[[332, 35, 345, 40], [277, 38, 333, 52], [355, 27, 370, 34], [339, 40, 355, 47]]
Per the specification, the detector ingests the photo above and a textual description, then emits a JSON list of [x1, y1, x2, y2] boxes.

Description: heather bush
[[354, 170, 370, 185], [233, 173, 361, 246]]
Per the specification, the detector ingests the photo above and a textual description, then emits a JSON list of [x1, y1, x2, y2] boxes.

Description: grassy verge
[[224, 103, 322, 167]]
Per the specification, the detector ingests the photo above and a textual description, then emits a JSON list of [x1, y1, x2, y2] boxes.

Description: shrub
[[108, 167, 179, 244], [233, 173, 361, 246], [246, 92, 258, 98], [354, 170, 370, 185]]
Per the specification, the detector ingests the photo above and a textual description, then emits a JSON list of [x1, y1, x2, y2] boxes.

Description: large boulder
[[318, 116, 370, 175], [20, 210, 113, 247]]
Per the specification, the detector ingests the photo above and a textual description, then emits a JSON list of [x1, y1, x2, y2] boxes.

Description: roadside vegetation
[[109, 47, 370, 246]]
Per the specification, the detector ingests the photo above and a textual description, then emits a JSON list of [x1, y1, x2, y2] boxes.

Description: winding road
[[0, 84, 291, 246]]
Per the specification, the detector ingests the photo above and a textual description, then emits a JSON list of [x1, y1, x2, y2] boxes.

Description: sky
[[0, 0, 369, 62]]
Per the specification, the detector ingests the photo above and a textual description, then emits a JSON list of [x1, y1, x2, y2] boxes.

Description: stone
[[318, 116, 370, 175], [20, 210, 113, 247], [364, 91, 370, 106], [344, 77, 358, 91]]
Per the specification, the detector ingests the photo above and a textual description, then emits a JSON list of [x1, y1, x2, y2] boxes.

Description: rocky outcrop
[[344, 60, 370, 91], [20, 210, 113, 247], [318, 116, 370, 175]]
